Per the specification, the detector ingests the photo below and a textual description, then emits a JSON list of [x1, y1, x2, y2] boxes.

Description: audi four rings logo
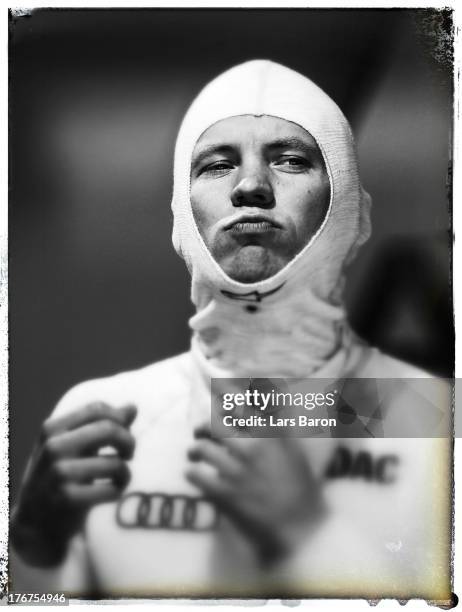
[[116, 492, 219, 531]]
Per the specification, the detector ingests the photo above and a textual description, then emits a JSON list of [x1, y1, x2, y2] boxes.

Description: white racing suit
[[10, 345, 451, 599]]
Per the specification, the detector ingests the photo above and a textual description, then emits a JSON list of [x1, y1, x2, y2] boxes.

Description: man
[[10, 60, 451, 600]]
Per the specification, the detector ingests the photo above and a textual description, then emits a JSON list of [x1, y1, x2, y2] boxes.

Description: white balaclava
[[171, 60, 371, 379]]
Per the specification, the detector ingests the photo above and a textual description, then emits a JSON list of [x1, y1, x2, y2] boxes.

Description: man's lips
[[224, 214, 281, 234]]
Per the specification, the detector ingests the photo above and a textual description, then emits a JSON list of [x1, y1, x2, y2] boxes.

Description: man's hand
[[186, 427, 326, 567], [11, 402, 137, 567]]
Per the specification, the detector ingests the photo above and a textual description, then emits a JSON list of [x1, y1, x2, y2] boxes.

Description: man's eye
[[201, 161, 234, 175], [276, 156, 309, 169]]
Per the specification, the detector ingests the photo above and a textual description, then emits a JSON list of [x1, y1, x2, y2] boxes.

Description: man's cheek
[[190, 201, 213, 238], [192, 197, 226, 232]]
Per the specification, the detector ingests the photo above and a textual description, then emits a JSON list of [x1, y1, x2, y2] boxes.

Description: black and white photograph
[[6, 4, 457, 606]]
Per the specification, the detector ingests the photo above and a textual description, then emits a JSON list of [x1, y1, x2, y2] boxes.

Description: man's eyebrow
[[266, 137, 319, 155]]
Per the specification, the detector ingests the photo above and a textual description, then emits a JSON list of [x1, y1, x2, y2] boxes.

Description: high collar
[[189, 258, 347, 378]]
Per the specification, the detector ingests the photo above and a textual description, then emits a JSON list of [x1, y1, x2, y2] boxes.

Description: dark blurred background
[[9, 8, 453, 500]]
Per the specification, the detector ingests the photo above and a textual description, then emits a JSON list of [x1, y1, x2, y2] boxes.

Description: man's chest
[[81, 406, 421, 597], [83, 408, 259, 596]]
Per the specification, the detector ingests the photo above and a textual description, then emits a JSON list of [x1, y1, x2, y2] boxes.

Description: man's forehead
[[192, 115, 319, 155]]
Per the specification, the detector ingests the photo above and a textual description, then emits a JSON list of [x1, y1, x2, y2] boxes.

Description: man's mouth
[[225, 215, 281, 234]]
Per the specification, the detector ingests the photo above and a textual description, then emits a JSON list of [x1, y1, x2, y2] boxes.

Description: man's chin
[[220, 247, 284, 284]]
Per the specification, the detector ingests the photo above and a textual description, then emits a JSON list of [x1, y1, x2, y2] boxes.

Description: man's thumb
[[120, 404, 138, 427]]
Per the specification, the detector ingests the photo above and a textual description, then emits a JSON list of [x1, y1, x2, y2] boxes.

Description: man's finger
[[52, 456, 130, 486], [220, 436, 258, 463], [193, 424, 214, 440], [41, 403, 137, 439], [60, 482, 123, 506], [185, 466, 233, 503], [187, 439, 242, 479], [41, 420, 136, 460]]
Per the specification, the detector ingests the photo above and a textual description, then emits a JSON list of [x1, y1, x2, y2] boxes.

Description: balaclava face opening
[[171, 60, 372, 378], [190, 113, 332, 287]]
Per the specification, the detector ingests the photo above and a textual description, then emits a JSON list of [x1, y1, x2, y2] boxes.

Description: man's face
[[190, 115, 330, 283]]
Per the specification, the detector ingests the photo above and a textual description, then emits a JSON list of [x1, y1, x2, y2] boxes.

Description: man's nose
[[230, 167, 274, 208]]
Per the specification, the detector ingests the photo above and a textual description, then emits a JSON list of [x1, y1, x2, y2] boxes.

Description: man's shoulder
[[52, 351, 193, 420], [355, 346, 439, 379]]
